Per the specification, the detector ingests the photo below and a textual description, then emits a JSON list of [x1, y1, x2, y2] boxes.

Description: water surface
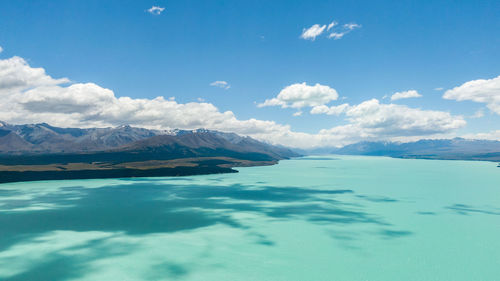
[[0, 156, 499, 280]]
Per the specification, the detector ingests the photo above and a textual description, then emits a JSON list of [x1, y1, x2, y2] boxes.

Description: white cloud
[[0, 56, 468, 149], [310, 103, 350, 115], [0, 56, 69, 95], [462, 130, 500, 141], [258, 82, 338, 109], [0, 56, 317, 147], [390, 90, 422, 101], [300, 24, 327, 40], [434, 87, 444, 91], [319, 99, 466, 139], [327, 21, 337, 31], [292, 111, 303, 117], [0, 78, 293, 140], [328, 33, 345, 40], [327, 22, 361, 40], [344, 23, 361, 30], [147, 6, 165, 15], [0, 46, 3, 53], [443, 75, 500, 115], [301, 21, 361, 41], [470, 109, 485, 119], [210, 80, 230, 90]]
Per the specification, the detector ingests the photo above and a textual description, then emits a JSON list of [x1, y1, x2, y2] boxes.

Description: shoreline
[[0, 166, 237, 184], [0, 157, 279, 184], [321, 153, 500, 163]]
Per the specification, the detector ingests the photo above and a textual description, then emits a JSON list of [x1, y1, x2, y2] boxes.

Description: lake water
[[0, 155, 499, 280]]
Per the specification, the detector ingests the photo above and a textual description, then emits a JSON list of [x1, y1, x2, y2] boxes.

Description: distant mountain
[[0, 121, 299, 165], [0, 129, 34, 152], [332, 138, 500, 161], [115, 130, 298, 162], [0, 121, 163, 154]]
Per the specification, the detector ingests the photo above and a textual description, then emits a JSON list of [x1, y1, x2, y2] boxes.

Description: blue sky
[[0, 0, 499, 147]]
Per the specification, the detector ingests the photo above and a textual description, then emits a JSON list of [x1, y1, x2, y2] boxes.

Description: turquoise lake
[[0, 155, 499, 280]]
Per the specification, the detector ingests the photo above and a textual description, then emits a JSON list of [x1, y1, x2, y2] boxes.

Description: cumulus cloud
[[300, 24, 327, 40], [0, 56, 468, 149], [443, 75, 500, 115], [0, 80, 293, 139], [0, 56, 69, 95], [0, 56, 318, 146], [311, 99, 466, 138], [310, 103, 350, 115], [462, 130, 500, 141], [390, 90, 422, 101], [210, 81, 230, 89], [470, 109, 485, 119], [318, 99, 466, 139], [258, 82, 338, 109], [147, 6, 165, 15]]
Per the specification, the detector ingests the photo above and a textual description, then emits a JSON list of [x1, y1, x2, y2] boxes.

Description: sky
[[0, 0, 499, 148]]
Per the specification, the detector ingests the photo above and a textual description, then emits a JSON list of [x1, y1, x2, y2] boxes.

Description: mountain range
[[331, 138, 500, 161], [0, 121, 299, 183], [0, 121, 297, 160], [0, 121, 170, 154]]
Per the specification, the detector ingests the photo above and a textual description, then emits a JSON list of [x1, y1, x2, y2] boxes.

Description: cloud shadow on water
[[0, 180, 404, 279], [356, 194, 399, 203], [378, 229, 413, 239], [446, 204, 500, 216], [3, 255, 83, 281], [416, 211, 436, 215]]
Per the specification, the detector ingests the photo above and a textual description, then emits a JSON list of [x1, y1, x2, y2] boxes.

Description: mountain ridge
[[0, 121, 299, 183], [0, 121, 296, 157], [331, 138, 500, 161], [0, 121, 299, 166]]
